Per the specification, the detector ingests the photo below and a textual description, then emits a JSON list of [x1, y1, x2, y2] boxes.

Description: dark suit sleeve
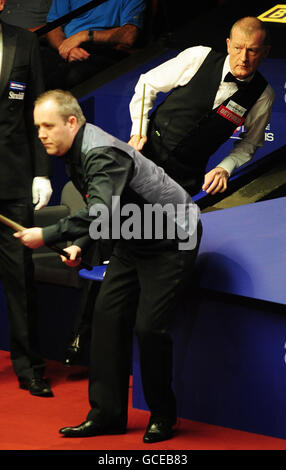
[[42, 147, 133, 245], [25, 32, 52, 178]]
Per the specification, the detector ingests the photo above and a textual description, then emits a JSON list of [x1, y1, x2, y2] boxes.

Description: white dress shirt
[[129, 46, 275, 176]]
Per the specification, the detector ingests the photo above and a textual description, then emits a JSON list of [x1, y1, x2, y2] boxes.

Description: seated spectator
[[43, 0, 146, 90], [0, 0, 52, 31]]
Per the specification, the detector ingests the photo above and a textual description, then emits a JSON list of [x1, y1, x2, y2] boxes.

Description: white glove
[[32, 177, 53, 210]]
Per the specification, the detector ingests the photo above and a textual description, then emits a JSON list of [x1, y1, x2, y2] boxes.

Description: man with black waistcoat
[[0, 0, 53, 396], [128, 16, 275, 196], [15, 89, 202, 443]]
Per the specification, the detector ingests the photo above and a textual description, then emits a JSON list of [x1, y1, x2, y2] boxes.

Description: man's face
[[226, 27, 270, 79], [34, 99, 76, 156], [0, 0, 5, 12]]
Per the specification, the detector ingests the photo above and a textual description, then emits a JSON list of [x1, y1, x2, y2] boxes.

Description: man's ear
[[67, 115, 78, 130], [226, 38, 231, 54]]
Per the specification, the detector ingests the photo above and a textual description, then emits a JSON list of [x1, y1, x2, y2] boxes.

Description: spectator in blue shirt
[[43, 0, 146, 89]]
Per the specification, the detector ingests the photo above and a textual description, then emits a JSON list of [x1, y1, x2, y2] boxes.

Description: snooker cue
[[0, 213, 92, 270], [138, 83, 146, 141]]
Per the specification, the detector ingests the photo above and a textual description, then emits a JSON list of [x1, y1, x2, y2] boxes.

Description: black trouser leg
[[87, 245, 139, 428], [0, 199, 45, 380], [134, 239, 201, 422]]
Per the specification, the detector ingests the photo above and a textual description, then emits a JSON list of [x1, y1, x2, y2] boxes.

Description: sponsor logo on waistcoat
[[217, 100, 246, 126]]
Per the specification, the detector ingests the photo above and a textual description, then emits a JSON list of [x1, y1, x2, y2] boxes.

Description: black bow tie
[[224, 72, 247, 88]]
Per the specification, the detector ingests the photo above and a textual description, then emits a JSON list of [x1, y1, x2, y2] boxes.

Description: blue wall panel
[[133, 297, 286, 439]]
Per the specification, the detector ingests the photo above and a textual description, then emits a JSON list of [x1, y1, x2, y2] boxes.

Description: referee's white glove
[[32, 177, 53, 210]]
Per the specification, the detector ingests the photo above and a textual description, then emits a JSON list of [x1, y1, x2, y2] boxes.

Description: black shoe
[[19, 377, 53, 397], [143, 418, 175, 444], [59, 420, 126, 438], [63, 334, 82, 367]]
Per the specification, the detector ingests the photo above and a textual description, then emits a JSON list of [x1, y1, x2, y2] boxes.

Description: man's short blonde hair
[[230, 16, 270, 46], [35, 89, 86, 126]]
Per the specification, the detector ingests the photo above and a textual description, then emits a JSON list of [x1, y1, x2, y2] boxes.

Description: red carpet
[[1, 350, 286, 452]]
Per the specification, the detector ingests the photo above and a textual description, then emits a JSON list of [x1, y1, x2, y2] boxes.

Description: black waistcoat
[[144, 49, 267, 195]]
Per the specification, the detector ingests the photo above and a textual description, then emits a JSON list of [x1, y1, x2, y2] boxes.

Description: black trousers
[[41, 42, 128, 90], [86, 223, 202, 428], [0, 199, 45, 380]]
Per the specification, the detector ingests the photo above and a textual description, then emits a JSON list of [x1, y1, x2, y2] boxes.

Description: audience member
[[43, 0, 146, 89]]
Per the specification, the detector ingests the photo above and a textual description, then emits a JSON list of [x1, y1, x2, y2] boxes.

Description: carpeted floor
[[1, 350, 286, 453]]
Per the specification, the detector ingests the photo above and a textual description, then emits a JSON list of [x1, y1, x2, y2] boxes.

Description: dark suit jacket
[[0, 21, 50, 200]]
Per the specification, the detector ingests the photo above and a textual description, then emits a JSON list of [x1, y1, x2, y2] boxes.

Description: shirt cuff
[[42, 224, 62, 245], [216, 160, 234, 176], [131, 119, 149, 137], [74, 235, 92, 251]]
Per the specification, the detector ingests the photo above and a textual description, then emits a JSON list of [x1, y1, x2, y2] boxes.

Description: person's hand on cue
[[14, 227, 44, 249], [60, 245, 82, 267], [128, 83, 146, 151], [128, 134, 147, 151]]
